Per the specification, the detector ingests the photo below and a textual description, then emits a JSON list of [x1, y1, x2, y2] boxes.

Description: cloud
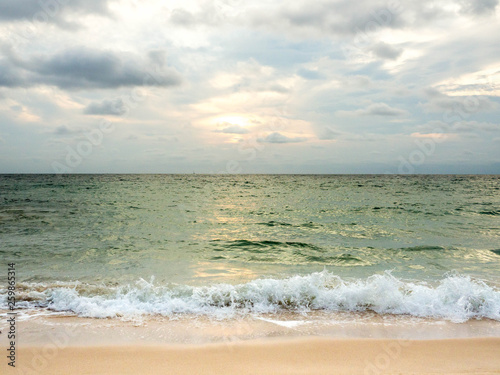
[[361, 103, 407, 116], [10, 105, 23, 112], [453, 121, 500, 132], [169, 2, 235, 27], [422, 90, 497, 113], [148, 50, 168, 66], [166, 0, 498, 38], [0, 0, 114, 28], [0, 59, 26, 88], [338, 103, 408, 117], [318, 126, 342, 140], [297, 68, 324, 80], [459, 0, 498, 15], [410, 132, 450, 140], [0, 47, 182, 90], [242, 0, 497, 40], [166, 0, 413, 36], [52, 125, 79, 135], [248, 1, 407, 37], [258, 132, 307, 143], [370, 42, 403, 60], [84, 99, 128, 116], [415, 120, 500, 135], [2, 0, 500, 174], [343, 133, 381, 141], [214, 123, 249, 134], [170, 8, 199, 26]]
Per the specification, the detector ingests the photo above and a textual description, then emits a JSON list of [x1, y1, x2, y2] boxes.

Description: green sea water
[[1, 174, 500, 321]]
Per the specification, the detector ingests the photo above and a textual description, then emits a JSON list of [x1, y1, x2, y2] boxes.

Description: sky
[[0, 0, 499, 174]]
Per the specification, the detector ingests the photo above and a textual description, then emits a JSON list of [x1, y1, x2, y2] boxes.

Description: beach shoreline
[[10, 337, 500, 375], [3, 312, 500, 345], [2, 314, 500, 374]]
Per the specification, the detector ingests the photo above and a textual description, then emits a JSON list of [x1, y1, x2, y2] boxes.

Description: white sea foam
[[1, 272, 500, 322], [255, 317, 311, 327]]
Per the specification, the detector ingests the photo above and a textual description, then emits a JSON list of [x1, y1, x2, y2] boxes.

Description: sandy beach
[[1, 315, 499, 375], [11, 337, 500, 375]]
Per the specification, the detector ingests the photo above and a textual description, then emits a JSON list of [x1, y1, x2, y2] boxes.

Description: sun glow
[[212, 116, 250, 127]]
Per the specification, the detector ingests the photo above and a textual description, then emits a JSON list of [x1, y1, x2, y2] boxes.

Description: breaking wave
[[1, 271, 500, 322]]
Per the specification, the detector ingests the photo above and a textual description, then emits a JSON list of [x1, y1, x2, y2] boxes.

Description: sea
[[1, 174, 500, 325]]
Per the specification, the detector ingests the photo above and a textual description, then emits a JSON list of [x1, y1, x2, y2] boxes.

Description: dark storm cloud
[[84, 99, 127, 116], [0, 48, 182, 90], [0, 0, 113, 27]]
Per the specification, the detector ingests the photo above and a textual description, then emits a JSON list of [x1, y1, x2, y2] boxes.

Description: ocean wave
[[1, 272, 500, 322], [210, 239, 324, 253], [400, 245, 446, 251]]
